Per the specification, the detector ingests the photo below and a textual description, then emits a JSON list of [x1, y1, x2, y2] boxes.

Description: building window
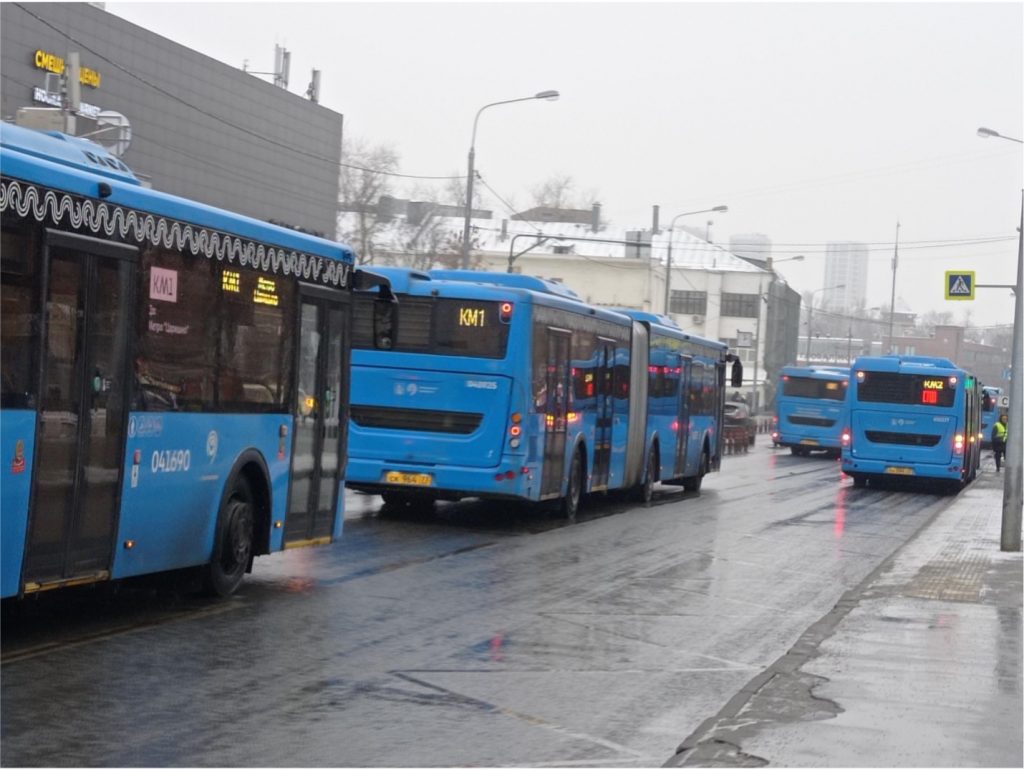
[[669, 290, 707, 315], [721, 293, 758, 318]]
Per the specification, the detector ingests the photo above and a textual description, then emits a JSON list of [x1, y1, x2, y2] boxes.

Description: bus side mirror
[[730, 359, 744, 388], [373, 297, 396, 350]]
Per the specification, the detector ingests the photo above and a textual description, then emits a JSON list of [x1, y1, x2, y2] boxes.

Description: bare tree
[[530, 174, 575, 209], [336, 137, 400, 265]]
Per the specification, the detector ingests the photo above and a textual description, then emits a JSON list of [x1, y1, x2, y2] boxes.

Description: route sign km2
[[945, 270, 975, 301]]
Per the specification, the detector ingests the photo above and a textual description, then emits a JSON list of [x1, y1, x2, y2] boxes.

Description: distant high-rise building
[[730, 233, 773, 269], [823, 241, 868, 312]]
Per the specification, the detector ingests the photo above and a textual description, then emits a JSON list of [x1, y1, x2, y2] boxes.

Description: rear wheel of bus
[[203, 477, 255, 597], [561, 448, 584, 522], [682, 448, 708, 492], [635, 446, 657, 504]]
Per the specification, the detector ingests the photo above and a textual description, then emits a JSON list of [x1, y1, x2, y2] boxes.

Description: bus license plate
[[385, 471, 433, 486], [885, 466, 915, 476], [799, 438, 820, 446]]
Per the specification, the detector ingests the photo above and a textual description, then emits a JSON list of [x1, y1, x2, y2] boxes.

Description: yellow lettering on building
[[34, 49, 101, 88]]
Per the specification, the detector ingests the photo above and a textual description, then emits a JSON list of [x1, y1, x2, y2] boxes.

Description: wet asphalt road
[[1, 445, 954, 767]]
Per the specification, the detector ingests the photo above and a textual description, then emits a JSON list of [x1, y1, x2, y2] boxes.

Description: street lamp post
[[663, 205, 728, 314], [977, 125, 1022, 551], [460, 90, 559, 269], [805, 283, 845, 363], [977, 126, 1024, 144], [752, 255, 804, 411]]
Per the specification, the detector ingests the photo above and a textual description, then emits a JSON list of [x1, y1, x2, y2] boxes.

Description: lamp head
[[536, 90, 560, 101], [712, 205, 728, 213], [977, 127, 999, 139]]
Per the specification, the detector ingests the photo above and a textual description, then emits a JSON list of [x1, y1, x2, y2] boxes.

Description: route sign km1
[[945, 270, 975, 300]]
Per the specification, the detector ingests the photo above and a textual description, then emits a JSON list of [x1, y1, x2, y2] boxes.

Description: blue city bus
[[981, 385, 1003, 448], [841, 355, 982, 490], [1, 123, 368, 598], [346, 269, 730, 519], [770, 365, 850, 457], [615, 310, 727, 495]]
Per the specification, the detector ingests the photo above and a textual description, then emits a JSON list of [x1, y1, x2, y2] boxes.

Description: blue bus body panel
[[112, 413, 294, 579], [842, 356, 972, 482], [349, 367, 513, 469], [1, 125, 355, 267], [775, 366, 849, 449], [1, 411, 36, 598], [981, 386, 1001, 446], [845, 408, 958, 478]]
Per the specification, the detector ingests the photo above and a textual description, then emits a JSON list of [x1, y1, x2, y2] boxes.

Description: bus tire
[[562, 448, 584, 522], [682, 449, 708, 492], [636, 448, 657, 504], [851, 474, 867, 488], [203, 477, 254, 597]]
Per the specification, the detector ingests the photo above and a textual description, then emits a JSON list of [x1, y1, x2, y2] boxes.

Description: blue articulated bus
[[346, 269, 730, 519], [981, 385, 1003, 448], [771, 365, 850, 457], [1, 123, 368, 598], [841, 355, 981, 491]]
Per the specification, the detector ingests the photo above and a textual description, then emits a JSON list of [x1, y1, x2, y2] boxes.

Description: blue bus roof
[[613, 308, 727, 352], [851, 355, 962, 374], [0, 122, 140, 184], [428, 269, 584, 301], [781, 365, 850, 379], [1, 123, 354, 263]]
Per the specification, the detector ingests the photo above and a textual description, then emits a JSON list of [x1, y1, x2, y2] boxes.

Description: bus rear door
[[285, 287, 349, 547], [540, 329, 571, 498], [22, 232, 136, 592]]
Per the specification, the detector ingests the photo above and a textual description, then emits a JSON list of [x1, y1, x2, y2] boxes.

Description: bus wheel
[[682, 450, 708, 492], [636, 450, 657, 504], [851, 474, 867, 488], [204, 478, 254, 597], [562, 449, 583, 522]]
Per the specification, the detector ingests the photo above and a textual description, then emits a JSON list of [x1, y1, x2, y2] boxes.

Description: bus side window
[[373, 298, 396, 350]]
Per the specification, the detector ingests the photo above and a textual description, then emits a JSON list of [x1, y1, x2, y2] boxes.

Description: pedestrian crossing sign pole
[[945, 271, 975, 300]]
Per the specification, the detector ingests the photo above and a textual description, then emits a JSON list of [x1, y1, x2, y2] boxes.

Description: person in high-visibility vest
[[992, 412, 1008, 472]]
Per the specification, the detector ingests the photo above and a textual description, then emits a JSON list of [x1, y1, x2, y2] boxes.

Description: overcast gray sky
[[107, 1, 1023, 328]]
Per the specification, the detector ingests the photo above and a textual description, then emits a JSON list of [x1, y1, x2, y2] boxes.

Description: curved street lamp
[[977, 124, 1024, 550], [663, 205, 729, 314], [805, 283, 845, 362], [460, 90, 560, 268], [977, 126, 1024, 144]]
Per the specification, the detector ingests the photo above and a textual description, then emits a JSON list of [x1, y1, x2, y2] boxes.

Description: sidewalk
[[667, 462, 1023, 768]]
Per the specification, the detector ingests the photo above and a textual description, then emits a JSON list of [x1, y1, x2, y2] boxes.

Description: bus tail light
[[509, 412, 523, 448], [841, 428, 852, 448], [499, 302, 514, 323], [953, 433, 965, 455]]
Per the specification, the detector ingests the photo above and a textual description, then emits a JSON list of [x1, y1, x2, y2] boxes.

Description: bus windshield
[[783, 376, 847, 401], [857, 372, 956, 407], [353, 295, 509, 358]]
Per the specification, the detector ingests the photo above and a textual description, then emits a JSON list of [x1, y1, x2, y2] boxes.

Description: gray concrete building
[[1, 2, 342, 236]]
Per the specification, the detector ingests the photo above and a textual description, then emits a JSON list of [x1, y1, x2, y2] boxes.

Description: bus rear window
[[857, 372, 956, 407], [353, 296, 509, 358], [783, 376, 847, 401]]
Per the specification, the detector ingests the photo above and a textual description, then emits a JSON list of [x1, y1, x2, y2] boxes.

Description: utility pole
[[888, 221, 900, 353]]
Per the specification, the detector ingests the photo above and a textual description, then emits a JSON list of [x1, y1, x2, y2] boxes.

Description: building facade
[[823, 241, 869, 313], [1, 2, 342, 236]]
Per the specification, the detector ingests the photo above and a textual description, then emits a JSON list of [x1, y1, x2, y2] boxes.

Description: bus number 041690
[[151, 449, 192, 473]]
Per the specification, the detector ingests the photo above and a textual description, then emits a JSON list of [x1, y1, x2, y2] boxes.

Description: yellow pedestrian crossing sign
[[945, 271, 975, 300]]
